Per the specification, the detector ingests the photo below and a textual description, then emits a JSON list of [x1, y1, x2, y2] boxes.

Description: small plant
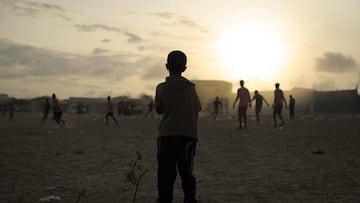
[[75, 190, 86, 203], [125, 151, 148, 203]]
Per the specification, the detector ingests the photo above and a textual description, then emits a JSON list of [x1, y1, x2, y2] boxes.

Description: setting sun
[[214, 23, 288, 82]]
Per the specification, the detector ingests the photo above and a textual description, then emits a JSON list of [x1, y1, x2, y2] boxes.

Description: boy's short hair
[[167, 50, 187, 73]]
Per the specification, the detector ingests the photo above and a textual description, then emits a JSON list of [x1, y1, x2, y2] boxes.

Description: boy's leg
[[111, 115, 118, 124], [238, 107, 243, 129], [59, 112, 65, 126], [277, 106, 284, 126], [273, 106, 277, 126], [177, 137, 197, 203], [157, 137, 177, 203], [105, 113, 109, 125], [243, 108, 247, 129]]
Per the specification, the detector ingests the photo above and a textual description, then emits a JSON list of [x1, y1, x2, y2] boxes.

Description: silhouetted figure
[[212, 96, 222, 120], [145, 99, 154, 118], [155, 50, 201, 203], [289, 95, 296, 119], [8, 101, 14, 124], [52, 93, 65, 128], [233, 80, 251, 129], [41, 98, 51, 125], [251, 90, 269, 124], [105, 96, 118, 126], [272, 83, 287, 127]]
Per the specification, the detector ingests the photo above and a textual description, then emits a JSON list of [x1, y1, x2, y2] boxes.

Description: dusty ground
[[1, 112, 360, 203]]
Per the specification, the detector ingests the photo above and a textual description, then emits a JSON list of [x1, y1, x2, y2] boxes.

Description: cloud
[[75, 24, 121, 32], [137, 58, 164, 80], [150, 12, 209, 33], [22, 1, 65, 12], [152, 12, 174, 19], [0, 0, 72, 21], [125, 32, 142, 43], [93, 48, 108, 54], [75, 24, 143, 43], [0, 39, 162, 82], [315, 52, 358, 73]]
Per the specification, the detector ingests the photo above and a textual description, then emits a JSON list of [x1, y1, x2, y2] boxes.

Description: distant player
[[212, 96, 222, 120], [41, 98, 51, 125], [8, 100, 14, 124], [289, 95, 296, 119], [272, 83, 287, 127], [145, 99, 154, 119], [106, 96, 118, 126], [52, 93, 65, 128], [233, 80, 251, 129], [251, 90, 269, 124]]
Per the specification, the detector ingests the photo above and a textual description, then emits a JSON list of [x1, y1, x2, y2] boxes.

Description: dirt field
[[1, 112, 360, 203]]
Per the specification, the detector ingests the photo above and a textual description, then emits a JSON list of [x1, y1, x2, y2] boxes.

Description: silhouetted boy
[[233, 80, 251, 129], [145, 99, 154, 119], [8, 100, 14, 124], [52, 93, 65, 127], [155, 50, 201, 203], [272, 83, 287, 127], [106, 96, 118, 126], [212, 96, 222, 120], [251, 90, 269, 124], [289, 95, 296, 119]]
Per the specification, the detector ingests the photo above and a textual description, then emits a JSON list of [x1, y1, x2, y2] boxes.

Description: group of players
[[212, 81, 296, 129]]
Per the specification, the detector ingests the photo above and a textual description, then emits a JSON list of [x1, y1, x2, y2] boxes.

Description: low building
[[314, 88, 360, 113], [192, 80, 233, 113]]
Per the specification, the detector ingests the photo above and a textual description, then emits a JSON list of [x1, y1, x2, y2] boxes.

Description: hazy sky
[[1, 0, 359, 99]]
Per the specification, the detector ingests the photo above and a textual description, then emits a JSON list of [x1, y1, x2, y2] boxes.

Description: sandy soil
[[1, 112, 360, 203]]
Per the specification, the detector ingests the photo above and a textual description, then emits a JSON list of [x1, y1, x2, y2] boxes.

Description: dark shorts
[[54, 111, 62, 120], [274, 105, 283, 115], [255, 106, 262, 113], [106, 112, 114, 117], [238, 106, 248, 116]]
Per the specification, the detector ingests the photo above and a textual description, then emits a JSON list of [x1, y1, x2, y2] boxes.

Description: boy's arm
[[282, 92, 287, 107], [194, 89, 202, 112], [251, 95, 255, 102], [263, 97, 270, 106], [232, 93, 239, 108], [155, 85, 163, 114]]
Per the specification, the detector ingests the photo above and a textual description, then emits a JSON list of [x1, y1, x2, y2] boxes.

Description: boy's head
[[240, 80, 244, 87], [52, 93, 56, 99], [107, 96, 111, 101], [275, 83, 280, 89], [166, 50, 187, 74]]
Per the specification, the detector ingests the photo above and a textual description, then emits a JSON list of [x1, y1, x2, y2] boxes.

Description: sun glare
[[214, 24, 287, 82]]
